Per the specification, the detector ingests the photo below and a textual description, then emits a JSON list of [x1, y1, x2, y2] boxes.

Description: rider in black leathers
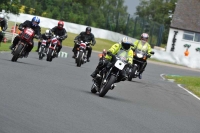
[[36, 29, 53, 52], [50, 20, 67, 54], [72, 27, 96, 62], [9, 16, 41, 57], [0, 14, 8, 43]]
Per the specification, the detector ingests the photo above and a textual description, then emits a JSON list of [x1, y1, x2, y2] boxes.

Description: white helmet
[[121, 37, 133, 50], [121, 37, 132, 44], [141, 33, 149, 39], [45, 29, 51, 37], [0, 14, 5, 22]]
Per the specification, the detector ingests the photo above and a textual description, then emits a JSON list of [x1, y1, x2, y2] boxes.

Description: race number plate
[[114, 60, 125, 70]]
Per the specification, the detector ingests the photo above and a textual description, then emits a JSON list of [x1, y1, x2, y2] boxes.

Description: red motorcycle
[[46, 35, 60, 62], [75, 41, 91, 67], [11, 28, 37, 62]]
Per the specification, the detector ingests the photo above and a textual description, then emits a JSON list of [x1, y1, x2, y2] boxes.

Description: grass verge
[[0, 42, 37, 52], [0, 42, 11, 51], [165, 75, 200, 98]]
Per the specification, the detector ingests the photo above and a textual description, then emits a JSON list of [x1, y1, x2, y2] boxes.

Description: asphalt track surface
[[0, 47, 200, 133]]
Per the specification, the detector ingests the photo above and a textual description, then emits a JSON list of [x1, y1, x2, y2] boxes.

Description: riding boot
[[9, 44, 15, 50], [36, 42, 41, 52]]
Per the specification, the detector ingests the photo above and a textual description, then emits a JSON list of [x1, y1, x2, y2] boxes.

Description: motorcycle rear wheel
[[128, 66, 137, 81], [91, 83, 97, 93]]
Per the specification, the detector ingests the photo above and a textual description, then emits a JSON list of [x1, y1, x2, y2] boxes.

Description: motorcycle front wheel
[[46, 48, 53, 62], [76, 51, 83, 67], [39, 46, 45, 60], [11, 44, 23, 62], [99, 75, 116, 97]]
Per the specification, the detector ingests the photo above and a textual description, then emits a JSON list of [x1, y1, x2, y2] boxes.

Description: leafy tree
[[135, 0, 177, 44], [14, 0, 172, 46], [0, 0, 21, 14]]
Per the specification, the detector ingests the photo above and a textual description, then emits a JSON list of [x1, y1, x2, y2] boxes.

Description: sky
[[124, 0, 140, 15]]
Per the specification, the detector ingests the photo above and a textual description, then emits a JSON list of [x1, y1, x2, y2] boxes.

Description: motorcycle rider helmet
[[0, 14, 5, 22], [121, 37, 133, 50], [31, 16, 40, 27], [141, 33, 149, 40], [45, 29, 51, 37], [86, 27, 91, 34], [58, 21, 64, 29]]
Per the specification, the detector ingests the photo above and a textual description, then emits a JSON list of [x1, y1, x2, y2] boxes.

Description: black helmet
[[86, 27, 91, 32]]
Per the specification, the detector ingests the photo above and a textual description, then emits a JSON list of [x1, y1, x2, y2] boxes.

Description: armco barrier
[[7, 13, 200, 69]]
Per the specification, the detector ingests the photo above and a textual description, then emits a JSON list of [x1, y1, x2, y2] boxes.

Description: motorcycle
[[38, 39, 50, 60], [75, 41, 91, 67], [91, 53, 128, 97], [127, 49, 154, 81], [11, 27, 38, 62], [46, 35, 60, 62]]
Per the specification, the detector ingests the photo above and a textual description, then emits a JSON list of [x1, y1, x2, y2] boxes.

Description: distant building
[[166, 0, 200, 57]]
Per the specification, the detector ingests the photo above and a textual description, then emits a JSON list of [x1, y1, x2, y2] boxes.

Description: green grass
[[0, 42, 11, 51], [1, 21, 115, 52], [165, 75, 200, 97], [0, 42, 37, 51]]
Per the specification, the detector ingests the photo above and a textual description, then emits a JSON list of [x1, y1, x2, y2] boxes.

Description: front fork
[[103, 68, 119, 84]]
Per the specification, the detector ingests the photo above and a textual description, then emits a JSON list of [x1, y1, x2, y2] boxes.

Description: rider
[[50, 21, 67, 55], [72, 26, 96, 62], [0, 14, 8, 43], [9, 16, 41, 57], [90, 37, 133, 84], [36, 29, 53, 52], [132, 33, 152, 79]]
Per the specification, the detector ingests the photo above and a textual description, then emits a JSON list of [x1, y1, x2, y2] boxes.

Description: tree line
[[0, 0, 177, 45]]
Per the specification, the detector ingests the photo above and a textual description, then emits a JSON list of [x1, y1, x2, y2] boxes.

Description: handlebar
[[34, 35, 40, 39]]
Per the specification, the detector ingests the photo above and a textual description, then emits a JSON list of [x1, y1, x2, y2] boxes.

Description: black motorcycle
[[91, 54, 128, 97], [127, 49, 154, 81]]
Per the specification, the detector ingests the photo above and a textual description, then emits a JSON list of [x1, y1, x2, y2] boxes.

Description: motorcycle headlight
[[137, 53, 143, 58]]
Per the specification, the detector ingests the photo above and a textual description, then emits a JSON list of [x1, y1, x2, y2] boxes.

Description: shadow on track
[[79, 89, 133, 104]]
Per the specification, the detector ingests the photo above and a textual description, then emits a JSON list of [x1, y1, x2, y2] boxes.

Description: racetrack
[[0, 47, 200, 133]]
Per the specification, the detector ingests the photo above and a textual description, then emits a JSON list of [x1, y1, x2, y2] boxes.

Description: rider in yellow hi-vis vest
[[131, 33, 152, 79], [91, 37, 133, 87]]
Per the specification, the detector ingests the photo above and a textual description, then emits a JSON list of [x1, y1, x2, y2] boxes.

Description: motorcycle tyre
[[128, 66, 137, 81], [99, 75, 116, 97], [11, 44, 23, 62], [39, 46, 44, 60], [76, 51, 83, 67], [47, 48, 53, 62], [91, 83, 97, 94]]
